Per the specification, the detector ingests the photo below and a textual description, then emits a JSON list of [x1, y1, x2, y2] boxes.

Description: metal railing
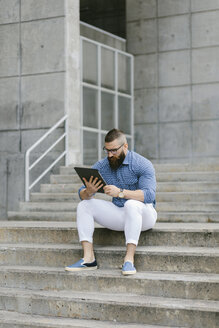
[[25, 115, 68, 201], [80, 36, 134, 164], [80, 21, 126, 43]]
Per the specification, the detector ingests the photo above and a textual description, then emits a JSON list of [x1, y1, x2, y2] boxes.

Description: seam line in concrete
[[135, 118, 219, 126], [132, 49, 190, 56], [17, 15, 65, 24], [20, 70, 66, 78], [0, 15, 65, 27], [133, 45, 219, 57], [134, 81, 219, 91], [126, 8, 219, 22], [0, 127, 65, 134], [4, 75, 218, 86], [0, 71, 66, 80]]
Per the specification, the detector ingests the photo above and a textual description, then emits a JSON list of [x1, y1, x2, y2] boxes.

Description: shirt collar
[[122, 150, 130, 165]]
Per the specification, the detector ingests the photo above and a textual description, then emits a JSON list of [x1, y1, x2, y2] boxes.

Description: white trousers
[[77, 199, 157, 246]]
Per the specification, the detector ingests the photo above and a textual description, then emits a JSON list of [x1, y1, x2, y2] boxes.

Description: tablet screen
[[74, 167, 107, 193]]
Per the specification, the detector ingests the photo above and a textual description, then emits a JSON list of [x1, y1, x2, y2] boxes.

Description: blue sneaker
[[122, 261, 136, 275], [65, 258, 98, 272]]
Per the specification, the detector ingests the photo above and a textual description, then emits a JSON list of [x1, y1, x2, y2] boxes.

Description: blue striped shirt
[[78, 150, 156, 208]]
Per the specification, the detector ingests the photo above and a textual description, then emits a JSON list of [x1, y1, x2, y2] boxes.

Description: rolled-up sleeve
[[78, 185, 85, 200], [137, 160, 156, 205]]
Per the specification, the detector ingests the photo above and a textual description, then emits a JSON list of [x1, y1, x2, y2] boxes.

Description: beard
[[108, 150, 126, 170]]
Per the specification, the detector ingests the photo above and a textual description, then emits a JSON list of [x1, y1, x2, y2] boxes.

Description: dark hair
[[105, 129, 126, 143]]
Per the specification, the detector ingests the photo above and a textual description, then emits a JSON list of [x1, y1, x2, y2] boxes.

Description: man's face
[[104, 139, 128, 170]]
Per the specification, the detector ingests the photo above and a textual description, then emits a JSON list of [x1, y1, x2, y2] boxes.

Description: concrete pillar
[[0, 0, 81, 218], [65, 0, 81, 165]]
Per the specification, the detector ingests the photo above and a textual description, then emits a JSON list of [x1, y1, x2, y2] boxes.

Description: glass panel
[[118, 54, 131, 94], [82, 41, 98, 85], [118, 96, 131, 134], [101, 48, 115, 89], [126, 136, 132, 150], [83, 131, 98, 165], [101, 133, 106, 159], [83, 87, 98, 129], [101, 92, 115, 131]]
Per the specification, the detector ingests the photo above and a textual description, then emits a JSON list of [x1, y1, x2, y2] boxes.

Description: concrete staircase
[[8, 163, 219, 222], [1, 162, 219, 327]]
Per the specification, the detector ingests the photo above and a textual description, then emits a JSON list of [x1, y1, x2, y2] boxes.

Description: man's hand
[[83, 176, 103, 197], [104, 185, 120, 197]]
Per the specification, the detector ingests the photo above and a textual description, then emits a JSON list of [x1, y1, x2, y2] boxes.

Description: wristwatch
[[118, 188, 125, 198]]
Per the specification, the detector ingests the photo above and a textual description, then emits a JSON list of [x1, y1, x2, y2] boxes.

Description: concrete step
[[157, 192, 219, 202], [0, 244, 218, 273], [1, 265, 218, 301], [60, 163, 219, 174], [0, 222, 218, 247], [41, 183, 82, 193], [19, 202, 78, 212], [31, 192, 79, 202], [157, 212, 219, 223], [0, 310, 174, 328], [157, 171, 219, 182], [50, 174, 80, 184], [7, 211, 76, 221], [157, 202, 219, 212], [158, 181, 219, 192], [8, 210, 219, 222], [154, 162, 219, 172], [19, 201, 219, 212], [30, 191, 219, 203], [30, 192, 112, 202], [41, 181, 219, 193], [51, 172, 219, 184], [0, 287, 218, 327]]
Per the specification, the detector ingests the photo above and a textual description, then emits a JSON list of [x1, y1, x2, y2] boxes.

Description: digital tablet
[[74, 167, 107, 193]]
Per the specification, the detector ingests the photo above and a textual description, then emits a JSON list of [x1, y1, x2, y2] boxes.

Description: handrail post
[[65, 115, 69, 166], [25, 150, 30, 202]]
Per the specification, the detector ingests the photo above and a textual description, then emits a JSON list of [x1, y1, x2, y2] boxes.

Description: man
[[65, 129, 157, 275]]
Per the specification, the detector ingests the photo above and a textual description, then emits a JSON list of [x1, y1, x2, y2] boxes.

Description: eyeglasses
[[103, 144, 124, 155]]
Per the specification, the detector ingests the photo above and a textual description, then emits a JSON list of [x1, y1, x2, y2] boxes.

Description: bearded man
[[65, 129, 157, 275]]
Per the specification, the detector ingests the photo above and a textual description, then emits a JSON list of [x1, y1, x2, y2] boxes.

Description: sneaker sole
[[65, 266, 98, 272], [122, 270, 136, 275]]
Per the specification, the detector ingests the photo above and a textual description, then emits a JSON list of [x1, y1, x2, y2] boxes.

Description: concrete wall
[[0, 0, 80, 219], [127, 0, 219, 162]]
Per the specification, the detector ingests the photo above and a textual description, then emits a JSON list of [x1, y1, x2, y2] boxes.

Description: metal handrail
[[25, 115, 68, 201], [80, 21, 126, 43]]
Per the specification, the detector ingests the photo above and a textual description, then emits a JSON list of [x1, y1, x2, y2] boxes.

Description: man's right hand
[[80, 176, 103, 199]]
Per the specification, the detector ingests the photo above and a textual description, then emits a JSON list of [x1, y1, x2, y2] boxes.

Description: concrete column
[[0, 0, 81, 218], [65, 0, 81, 165]]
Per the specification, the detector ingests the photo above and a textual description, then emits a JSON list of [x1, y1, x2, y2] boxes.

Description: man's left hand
[[104, 185, 120, 197]]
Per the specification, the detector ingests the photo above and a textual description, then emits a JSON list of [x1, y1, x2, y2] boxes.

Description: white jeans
[[77, 199, 157, 246]]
